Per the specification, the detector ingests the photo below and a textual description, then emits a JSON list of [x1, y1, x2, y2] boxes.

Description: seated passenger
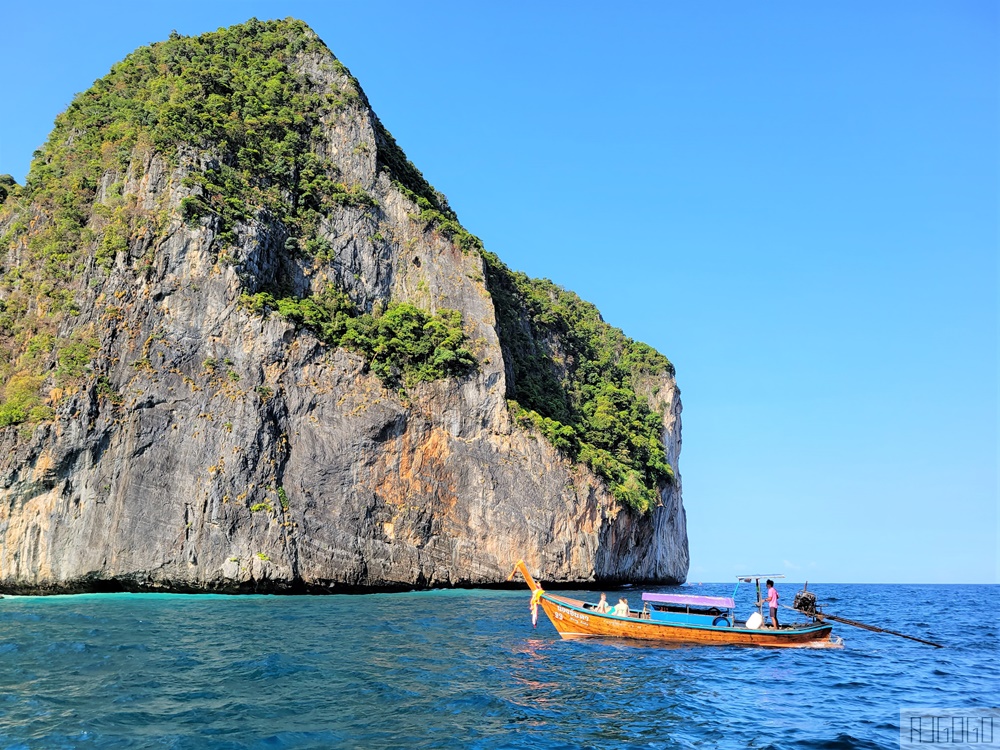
[[613, 597, 630, 617], [594, 593, 611, 613]]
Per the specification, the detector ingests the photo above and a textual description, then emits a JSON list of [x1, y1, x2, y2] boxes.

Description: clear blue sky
[[1, 2, 996, 584]]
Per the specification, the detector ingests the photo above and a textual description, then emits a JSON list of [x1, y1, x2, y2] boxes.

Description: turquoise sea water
[[0, 583, 996, 749]]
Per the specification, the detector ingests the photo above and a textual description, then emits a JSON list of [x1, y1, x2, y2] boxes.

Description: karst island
[[0, 18, 688, 595]]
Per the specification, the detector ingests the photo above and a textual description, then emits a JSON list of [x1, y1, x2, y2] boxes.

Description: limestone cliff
[[0, 19, 687, 593]]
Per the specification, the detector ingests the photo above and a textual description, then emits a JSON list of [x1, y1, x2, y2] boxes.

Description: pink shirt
[[767, 587, 779, 609]]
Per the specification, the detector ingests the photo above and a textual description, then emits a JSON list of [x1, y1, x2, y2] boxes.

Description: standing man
[[766, 579, 780, 629]]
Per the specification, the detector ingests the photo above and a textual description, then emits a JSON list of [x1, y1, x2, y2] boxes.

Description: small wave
[[0, 612, 41, 623], [231, 652, 320, 679], [45, 641, 89, 653], [114, 643, 150, 652], [790, 733, 888, 749], [248, 730, 346, 749]]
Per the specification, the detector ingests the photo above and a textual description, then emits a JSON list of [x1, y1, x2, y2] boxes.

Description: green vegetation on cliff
[[0, 18, 466, 426], [240, 287, 476, 387], [0, 18, 347, 425], [4, 18, 348, 286], [482, 252, 674, 513], [374, 122, 483, 255], [0, 175, 15, 205]]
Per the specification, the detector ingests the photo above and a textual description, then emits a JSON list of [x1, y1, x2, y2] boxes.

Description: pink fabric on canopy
[[641, 592, 735, 609]]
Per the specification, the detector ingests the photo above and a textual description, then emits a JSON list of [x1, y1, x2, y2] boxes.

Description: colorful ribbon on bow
[[530, 588, 544, 628]]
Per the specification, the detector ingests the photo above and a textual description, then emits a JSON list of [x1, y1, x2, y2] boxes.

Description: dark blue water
[[0, 584, 995, 749]]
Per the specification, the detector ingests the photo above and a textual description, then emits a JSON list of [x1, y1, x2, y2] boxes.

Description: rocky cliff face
[[0, 19, 687, 593]]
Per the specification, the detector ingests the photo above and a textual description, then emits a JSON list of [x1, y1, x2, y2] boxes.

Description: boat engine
[[793, 590, 817, 614]]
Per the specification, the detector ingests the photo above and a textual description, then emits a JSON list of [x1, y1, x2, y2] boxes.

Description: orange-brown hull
[[540, 594, 835, 648], [507, 559, 836, 648]]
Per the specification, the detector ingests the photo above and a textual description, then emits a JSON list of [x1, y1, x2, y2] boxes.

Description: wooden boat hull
[[539, 593, 835, 648]]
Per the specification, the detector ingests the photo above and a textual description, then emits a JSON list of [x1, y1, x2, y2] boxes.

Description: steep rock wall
[[0, 21, 687, 593]]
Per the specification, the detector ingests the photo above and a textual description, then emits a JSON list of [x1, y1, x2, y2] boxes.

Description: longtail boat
[[509, 560, 840, 648]]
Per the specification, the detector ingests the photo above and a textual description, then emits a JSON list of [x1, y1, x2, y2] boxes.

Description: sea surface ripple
[[0, 583, 995, 749]]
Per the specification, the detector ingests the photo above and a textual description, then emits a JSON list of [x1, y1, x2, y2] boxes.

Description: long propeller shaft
[[783, 604, 943, 648]]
